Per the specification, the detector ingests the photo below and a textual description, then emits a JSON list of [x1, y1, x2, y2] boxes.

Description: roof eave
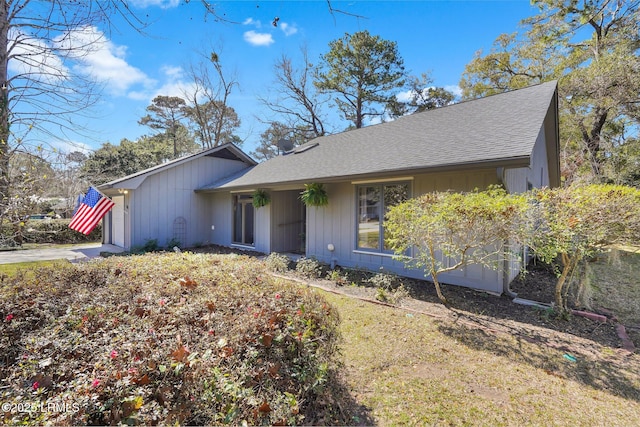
[[197, 155, 532, 193]]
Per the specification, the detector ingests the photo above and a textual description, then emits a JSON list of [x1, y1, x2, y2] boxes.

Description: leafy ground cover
[[0, 253, 348, 425]]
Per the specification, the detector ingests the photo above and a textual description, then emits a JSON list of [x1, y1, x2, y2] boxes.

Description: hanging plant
[[252, 189, 271, 208], [300, 183, 329, 207]]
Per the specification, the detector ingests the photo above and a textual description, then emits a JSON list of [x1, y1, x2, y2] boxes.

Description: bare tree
[[49, 150, 89, 217], [259, 47, 329, 142], [183, 51, 241, 149], [0, 0, 145, 244]]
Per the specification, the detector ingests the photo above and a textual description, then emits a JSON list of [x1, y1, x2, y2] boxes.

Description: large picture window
[[357, 182, 409, 252]]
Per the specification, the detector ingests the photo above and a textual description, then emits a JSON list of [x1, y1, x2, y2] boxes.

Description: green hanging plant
[[300, 183, 329, 207], [252, 189, 271, 208]]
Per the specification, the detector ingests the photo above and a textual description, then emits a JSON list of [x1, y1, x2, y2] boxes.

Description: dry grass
[[320, 291, 640, 426]]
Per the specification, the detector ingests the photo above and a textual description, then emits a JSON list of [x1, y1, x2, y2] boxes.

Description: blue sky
[[48, 0, 539, 155]]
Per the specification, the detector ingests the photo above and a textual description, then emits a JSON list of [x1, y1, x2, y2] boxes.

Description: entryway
[[270, 190, 306, 254]]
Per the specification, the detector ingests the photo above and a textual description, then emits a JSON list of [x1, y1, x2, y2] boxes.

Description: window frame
[[354, 181, 411, 254]]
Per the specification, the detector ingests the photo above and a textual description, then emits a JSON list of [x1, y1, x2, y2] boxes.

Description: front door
[[233, 195, 254, 246], [111, 195, 125, 247]]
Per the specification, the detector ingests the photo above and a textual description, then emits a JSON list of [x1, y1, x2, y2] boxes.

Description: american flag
[[69, 187, 115, 235]]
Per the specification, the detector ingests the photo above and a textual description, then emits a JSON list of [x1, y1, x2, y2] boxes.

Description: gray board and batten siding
[[100, 144, 255, 250]]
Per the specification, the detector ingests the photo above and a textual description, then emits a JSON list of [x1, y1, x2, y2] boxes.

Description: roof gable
[[199, 81, 559, 191], [99, 143, 256, 190]]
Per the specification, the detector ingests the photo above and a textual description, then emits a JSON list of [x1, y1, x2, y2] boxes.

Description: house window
[[357, 182, 409, 252], [233, 195, 254, 246]]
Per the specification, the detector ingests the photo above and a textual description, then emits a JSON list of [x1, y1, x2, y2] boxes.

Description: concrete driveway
[[0, 243, 124, 264]]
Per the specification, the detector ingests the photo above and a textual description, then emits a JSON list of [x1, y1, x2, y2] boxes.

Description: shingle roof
[[199, 81, 558, 191]]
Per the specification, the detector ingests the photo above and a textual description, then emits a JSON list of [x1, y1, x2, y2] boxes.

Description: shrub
[[369, 271, 409, 304], [265, 252, 291, 273], [368, 270, 403, 290], [295, 257, 324, 279], [527, 184, 640, 310], [166, 237, 182, 249], [0, 253, 343, 425], [142, 238, 159, 252], [386, 186, 529, 305], [1, 219, 102, 245], [326, 269, 349, 286]]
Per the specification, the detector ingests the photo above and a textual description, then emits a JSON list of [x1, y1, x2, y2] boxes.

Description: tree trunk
[[428, 246, 448, 306], [0, 1, 9, 211], [432, 274, 448, 306], [555, 252, 576, 311]]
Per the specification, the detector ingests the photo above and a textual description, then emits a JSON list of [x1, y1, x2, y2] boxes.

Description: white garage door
[[111, 196, 125, 248]]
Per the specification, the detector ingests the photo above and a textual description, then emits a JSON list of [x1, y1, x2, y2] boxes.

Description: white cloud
[[161, 65, 184, 79], [50, 139, 93, 155], [279, 22, 298, 36], [243, 30, 274, 47], [445, 85, 463, 97], [129, 0, 180, 9], [395, 90, 413, 103], [128, 65, 195, 102], [243, 17, 262, 27], [8, 29, 69, 85], [56, 26, 150, 96]]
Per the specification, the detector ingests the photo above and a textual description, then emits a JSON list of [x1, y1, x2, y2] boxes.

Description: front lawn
[[1, 250, 638, 426], [326, 291, 640, 426], [0, 260, 66, 277]]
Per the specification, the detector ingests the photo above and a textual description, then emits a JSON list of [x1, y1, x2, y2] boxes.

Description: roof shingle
[[199, 81, 558, 191]]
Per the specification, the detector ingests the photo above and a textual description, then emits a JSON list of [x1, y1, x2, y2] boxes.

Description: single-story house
[[100, 80, 559, 295]]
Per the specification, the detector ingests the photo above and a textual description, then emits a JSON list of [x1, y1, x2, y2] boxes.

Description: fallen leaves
[[171, 345, 190, 363], [179, 276, 198, 290]]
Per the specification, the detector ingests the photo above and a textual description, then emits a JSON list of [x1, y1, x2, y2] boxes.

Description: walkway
[[0, 243, 124, 264]]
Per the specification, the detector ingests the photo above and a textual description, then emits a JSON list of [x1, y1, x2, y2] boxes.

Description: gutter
[[198, 156, 532, 193]]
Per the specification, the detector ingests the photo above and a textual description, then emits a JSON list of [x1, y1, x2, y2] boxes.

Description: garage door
[[111, 196, 125, 248]]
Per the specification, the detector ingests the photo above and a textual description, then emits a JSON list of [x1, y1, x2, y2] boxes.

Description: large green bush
[[0, 253, 343, 425], [385, 186, 528, 304]]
